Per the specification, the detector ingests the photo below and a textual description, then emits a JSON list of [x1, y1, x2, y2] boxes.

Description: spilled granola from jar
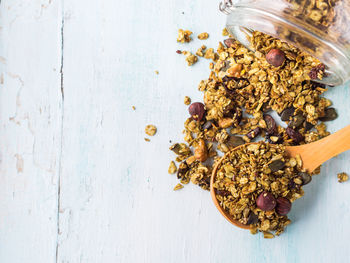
[[169, 29, 338, 235], [213, 142, 311, 237]]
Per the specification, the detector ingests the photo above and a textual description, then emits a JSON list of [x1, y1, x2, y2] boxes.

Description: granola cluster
[[213, 142, 311, 237]]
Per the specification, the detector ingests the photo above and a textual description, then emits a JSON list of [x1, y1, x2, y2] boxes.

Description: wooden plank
[[0, 0, 62, 262], [59, 0, 350, 261]]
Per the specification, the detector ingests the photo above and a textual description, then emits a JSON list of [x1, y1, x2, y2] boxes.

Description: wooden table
[[1, 0, 349, 262]]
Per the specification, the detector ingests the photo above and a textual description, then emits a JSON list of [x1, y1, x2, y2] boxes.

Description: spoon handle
[[286, 125, 350, 172]]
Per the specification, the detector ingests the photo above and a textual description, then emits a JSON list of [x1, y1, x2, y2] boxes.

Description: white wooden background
[[0, 0, 349, 262]]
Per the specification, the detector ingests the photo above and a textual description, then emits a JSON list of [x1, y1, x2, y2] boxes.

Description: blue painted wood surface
[[0, 0, 349, 262]]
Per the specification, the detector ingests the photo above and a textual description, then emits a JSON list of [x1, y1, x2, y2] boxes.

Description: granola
[[169, 28, 339, 236], [198, 32, 209, 40], [184, 52, 198, 66], [184, 96, 191, 105], [177, 29, 193, 43], [213, 142, 310, 236], [174, 183, 184, 191], [337, 172, 349, 183], [145, 125, 157, 136], [168, 161, 177, 174]]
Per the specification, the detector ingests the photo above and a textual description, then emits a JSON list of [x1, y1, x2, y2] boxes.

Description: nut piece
[[276, 197, 292, 215], [188, 102, 205, 121], [194, 139, 208, 162], [256, 191, 277, 211], [227, 64, 242, 78], [145, 125, 157, 136], [337, 172, 349, 183], [168, 161, 177, 174], [197, 32, 209, 40], [218, 118, 234, 128], [266, 49, 285, 67]]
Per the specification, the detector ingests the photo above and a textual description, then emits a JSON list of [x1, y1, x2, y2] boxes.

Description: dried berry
[[280, 107, 295, 121], [256, 191, 277, 211], [286, 127, 304, 143], [266, 49, 285, 67], [319, 108, 338, 121], [299, 172, 312, 185], [224, 38, 235, 48], [189, 102, 205, 121], [268, 160, 285, 172], [276, 197, 292, 215], [246, 127, 261, 140], [223, 107, 242, 126], [309, 63, 325, 79], [216, 189, 231, 196], [264, 114, 277, 135], [176, 50, 182, 54]]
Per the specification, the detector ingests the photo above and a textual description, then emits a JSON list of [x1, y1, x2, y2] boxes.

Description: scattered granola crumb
[[145, 125, 157, 136], [204, 48, 216, 60], [196, 45, 207, 57], [222, 28, 229, 36], [338, 172, 349, 183], [144, 138, 150, 142], [132, 106, 136, 110], [177, 29, 192, 43], [168, 161, 177, 174], [185, 52, 198, 66], [198, 32, 209, 40], [263, 232, 275, 239], [155, 70, 159, 75], [184, 96, 191, 105], [173, 183, 184, 191]]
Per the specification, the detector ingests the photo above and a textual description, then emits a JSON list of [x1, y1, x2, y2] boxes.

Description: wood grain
[[0, 0, 62, 262], [0, 0, 350, 262]]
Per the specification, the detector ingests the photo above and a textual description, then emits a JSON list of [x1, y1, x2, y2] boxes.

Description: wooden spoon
[[210, 125, 350, 230]]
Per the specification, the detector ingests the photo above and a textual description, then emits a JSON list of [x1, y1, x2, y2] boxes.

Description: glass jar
[[219, 0, 350, 86]]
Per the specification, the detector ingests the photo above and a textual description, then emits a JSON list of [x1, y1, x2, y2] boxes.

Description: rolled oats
[[174, 183, 184, 191], [168, 161, 177, 174]]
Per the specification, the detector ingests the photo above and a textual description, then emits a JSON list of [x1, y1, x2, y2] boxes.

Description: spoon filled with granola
[[210, 125, 350, 237]]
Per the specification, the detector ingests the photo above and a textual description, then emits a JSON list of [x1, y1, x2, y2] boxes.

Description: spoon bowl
[[210, 125, 350, 229]]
